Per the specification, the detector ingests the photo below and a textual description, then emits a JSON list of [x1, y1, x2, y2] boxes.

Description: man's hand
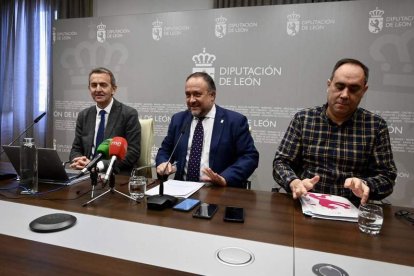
[[201, 168, 227, 187], [289, 175, 320, 199], [69, 156, 89, 170], [344, 177, 370, 205], [156, 162, 177, 176]]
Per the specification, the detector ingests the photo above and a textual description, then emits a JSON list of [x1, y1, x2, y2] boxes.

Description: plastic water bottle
[[20, 138, 38, 193]]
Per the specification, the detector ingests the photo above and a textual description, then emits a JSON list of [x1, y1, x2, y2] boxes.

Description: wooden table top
[[293, 201, 414, 267], [0, 162, 413, 273]]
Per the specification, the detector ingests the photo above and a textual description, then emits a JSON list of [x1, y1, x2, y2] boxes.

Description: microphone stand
[[83, 170, 136, 206], [0, 112, 46, 180], [89, 166, 98, 199], [147, 120, 191, 210]]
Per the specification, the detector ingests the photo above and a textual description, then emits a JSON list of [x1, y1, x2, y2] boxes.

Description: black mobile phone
[[223, 206, 245, 223], [192, 203, 218, 219], [173, 198, 201, 212]]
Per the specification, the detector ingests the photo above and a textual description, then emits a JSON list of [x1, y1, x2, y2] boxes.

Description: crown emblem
[[97, 22, 106, 31], [192, 48, 216, 67], [152, 19, 163, 28], [215, 16, 227, 24], [287, 12, 300, 21], [369, 7, 384, 18], [61, 42, 127, 84]]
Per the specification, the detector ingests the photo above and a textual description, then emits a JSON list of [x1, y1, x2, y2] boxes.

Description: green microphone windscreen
[[96, 138, 111, 159]]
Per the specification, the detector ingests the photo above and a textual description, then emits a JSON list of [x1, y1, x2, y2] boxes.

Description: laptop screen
[[2, 145, 85, 185]]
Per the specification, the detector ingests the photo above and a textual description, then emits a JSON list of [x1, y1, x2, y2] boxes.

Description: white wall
[[94, 0, 214, 17]]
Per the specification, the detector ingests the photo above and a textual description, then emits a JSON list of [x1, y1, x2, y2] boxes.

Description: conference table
[[0, 163, 413, 275]]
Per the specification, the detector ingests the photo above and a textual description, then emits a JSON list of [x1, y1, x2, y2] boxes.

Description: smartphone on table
[[223, 206, 245, 223], [173, 198, 201, 212], [192, 203, 219, 219]]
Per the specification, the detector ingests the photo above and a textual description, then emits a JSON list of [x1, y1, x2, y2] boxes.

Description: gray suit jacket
[[69, 98, 141, 173]]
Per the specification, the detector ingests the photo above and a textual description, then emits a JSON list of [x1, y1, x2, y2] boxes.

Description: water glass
[[358, 204, 384, 235], [128, 176, 146, 200], [20, 137, 38, 194]]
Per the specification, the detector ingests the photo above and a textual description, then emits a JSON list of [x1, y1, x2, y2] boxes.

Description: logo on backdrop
[[192, 48, 217, 79], [368, 7, 414, 34], [368, 7, 414, 88], [368, 7, 384, 33], [214, 15, 258, 38], [215, 16, 227, 38], [53, 28, 77, 42], [151, 18, 190, 41], [287, 12, 300, 36], [190, 48, 281, 86], [286, 11, 335, 36], [152, 19, 163, 41], [95, 22, 130, 43], [97, 22, 107, 43]]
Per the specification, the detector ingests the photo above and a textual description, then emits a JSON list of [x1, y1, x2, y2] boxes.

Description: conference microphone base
[[147, 194, 178, 210]]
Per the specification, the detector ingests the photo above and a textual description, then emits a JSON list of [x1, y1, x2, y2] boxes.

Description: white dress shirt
[[184, 104, 216, 180]]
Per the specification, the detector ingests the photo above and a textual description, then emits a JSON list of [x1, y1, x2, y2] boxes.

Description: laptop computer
[[2, 145, 89, 185]]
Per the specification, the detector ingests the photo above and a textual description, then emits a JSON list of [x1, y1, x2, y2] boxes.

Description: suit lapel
[[86, 107, 98, 157], [209, 106, 225, 168], [105, 99, 121, 138], [178, 111, 192, 163]]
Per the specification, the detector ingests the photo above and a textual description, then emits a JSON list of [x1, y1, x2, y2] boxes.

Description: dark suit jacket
[[69, 98, 141, 173], [156, 105, 259, 188]]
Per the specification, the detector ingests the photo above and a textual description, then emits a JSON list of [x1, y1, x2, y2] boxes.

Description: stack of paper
[[300, 192, 359, 222], [145, 180, 204, 198]]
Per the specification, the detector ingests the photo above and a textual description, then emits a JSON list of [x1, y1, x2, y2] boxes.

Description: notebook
[[2, 145, 89, 185]]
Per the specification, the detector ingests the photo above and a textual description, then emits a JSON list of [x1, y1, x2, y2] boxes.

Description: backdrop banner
[[53, 0, 414, 207]]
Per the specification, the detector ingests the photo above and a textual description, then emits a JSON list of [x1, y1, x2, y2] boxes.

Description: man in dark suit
[[69, 67, 140, 174], [156, 72, 259, 188]]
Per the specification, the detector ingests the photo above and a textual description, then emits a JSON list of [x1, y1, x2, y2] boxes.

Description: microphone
[[103, 137, 128, 184], [160, 120, 191, 193], [147, 118, 191, 210], [96, 160, 108, 172], [1, 112, 47, 154], [0, 112, 47, 180], [77, 138, 111, 178], [134, 162, 156, 172], [34, 112, 47, 123]]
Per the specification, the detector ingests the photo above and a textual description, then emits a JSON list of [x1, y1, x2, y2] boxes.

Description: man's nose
[[340, 88, 350, 98], [189, 95, 197, 102]]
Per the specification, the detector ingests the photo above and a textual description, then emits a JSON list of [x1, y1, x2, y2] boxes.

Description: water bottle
[[20, 138, 38, 193]]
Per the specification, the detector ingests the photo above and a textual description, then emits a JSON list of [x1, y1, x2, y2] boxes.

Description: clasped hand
[[70, 156, 90, 170]]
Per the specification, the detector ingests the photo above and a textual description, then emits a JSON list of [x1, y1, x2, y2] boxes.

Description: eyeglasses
[[394, 210, 414, 224]]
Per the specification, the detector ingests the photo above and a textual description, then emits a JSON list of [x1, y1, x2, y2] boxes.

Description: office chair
[[136, 118, 154, 178]]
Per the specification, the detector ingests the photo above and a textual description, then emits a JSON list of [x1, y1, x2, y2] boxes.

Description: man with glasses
[[69, 67, 140, 174], [273, 58, 397, 205]]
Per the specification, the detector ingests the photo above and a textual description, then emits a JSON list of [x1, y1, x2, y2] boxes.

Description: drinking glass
[[128, 171, 146, 200], [358, 204, 383, 235]]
